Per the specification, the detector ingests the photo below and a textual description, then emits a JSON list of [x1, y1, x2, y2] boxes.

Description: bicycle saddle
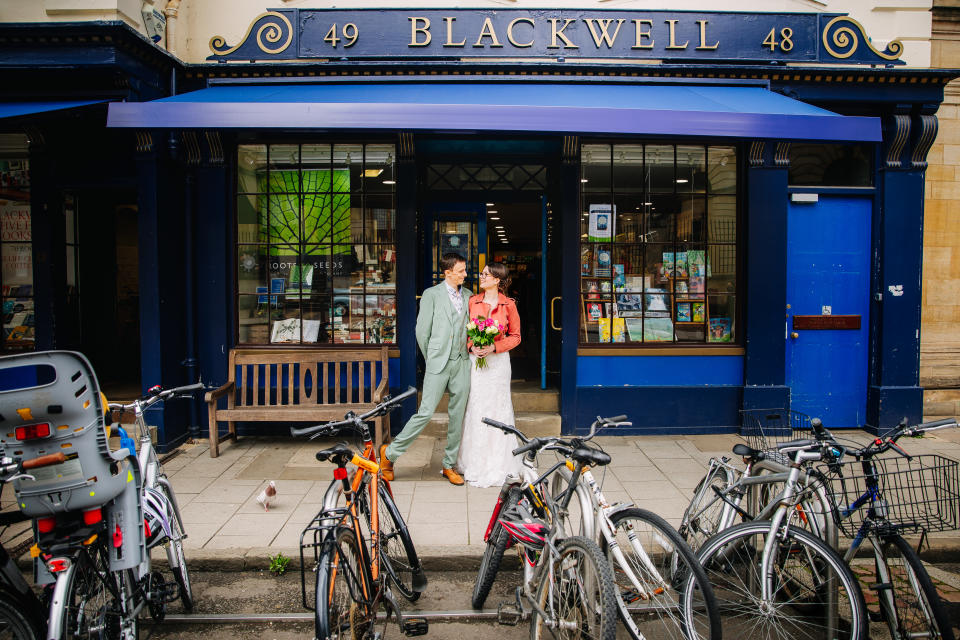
[[570, 448, 611, 467], [316, 443, 354, 463], [732, 443, 762, 458]]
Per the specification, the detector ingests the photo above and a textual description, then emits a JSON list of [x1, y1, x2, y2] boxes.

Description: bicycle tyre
[[606, 507, 721, 640], [876, 534, 955, 640], [679, 463, 735, 553], [530, 535, 617, 640], [472, 486, 521, 609], [0, 591, 41, 640], [159, 479, 194, 612], [692, 520, 867, 640], [315, 526, 372, 640], [376, 484, 424, 602], [62, 547, 137, 640]]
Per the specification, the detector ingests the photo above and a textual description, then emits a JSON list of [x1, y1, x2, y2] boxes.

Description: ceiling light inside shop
[[382, 179, 396, 185], [581, 179, 588, 183], [486, 203, 495, 207], [644, 202, 653, 206], [676, 178, 689, 184], [363, 169, 383, 177], [490, 216, 501, 220], [488, 210, 498, 214]]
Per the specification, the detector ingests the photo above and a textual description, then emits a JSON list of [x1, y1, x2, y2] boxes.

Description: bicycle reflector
[[36, 516, 56, 533], [333, 467, 348, 480], [45, 557, 71, 573], [15, 422, 51, 441]]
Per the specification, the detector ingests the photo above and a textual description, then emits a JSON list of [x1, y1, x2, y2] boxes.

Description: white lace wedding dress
[[457, 351, 523, 488]]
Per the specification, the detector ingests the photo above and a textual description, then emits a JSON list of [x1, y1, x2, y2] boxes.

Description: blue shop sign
[[208, 9, 904, 65]]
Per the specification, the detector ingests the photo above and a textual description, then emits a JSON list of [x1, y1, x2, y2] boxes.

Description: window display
[[580, 143, 738, 345], [1, 154, 34, 352], [236, 143, 397, 345]]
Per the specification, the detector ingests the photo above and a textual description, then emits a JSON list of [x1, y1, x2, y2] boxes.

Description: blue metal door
[[786, 196, 871, 427]]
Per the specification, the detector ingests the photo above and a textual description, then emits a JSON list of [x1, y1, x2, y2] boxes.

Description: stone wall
[[923, 0, 960, 419]]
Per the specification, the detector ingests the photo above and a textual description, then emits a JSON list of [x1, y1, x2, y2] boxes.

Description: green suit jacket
[[416, 282, 472, 375]]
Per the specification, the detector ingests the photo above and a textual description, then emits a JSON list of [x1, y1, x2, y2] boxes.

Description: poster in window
[[588, 204, 616, 242], [709, 317, 733, 342], [440, 233, 469, 261]]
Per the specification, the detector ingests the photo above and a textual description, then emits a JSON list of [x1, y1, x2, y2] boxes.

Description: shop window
[[580, 144, 738, 345], [236, 143, 397, 345], [0, 142, 35, 352], [788, 144, 873, 187]]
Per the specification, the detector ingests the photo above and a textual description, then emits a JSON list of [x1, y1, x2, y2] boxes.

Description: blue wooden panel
[[574, 386, 741, 435], [577, 355, 743, 386], [786, 196, 871, 427]]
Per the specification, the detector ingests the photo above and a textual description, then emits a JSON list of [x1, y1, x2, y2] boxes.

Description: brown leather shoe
[[379, 445, 395, 481], [441, 468, 465, 486]]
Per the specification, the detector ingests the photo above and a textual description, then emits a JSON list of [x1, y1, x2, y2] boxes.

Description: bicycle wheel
[[679, 463, 736, 553], [315, 526, 373, 640], [62, 547, 138, 640], [693, 521, 867, 640], [376, 484, 424, 602], [158, 479, 194, 612], [0, 592, 41, 640], [874, 534, 955, 640], [530, 536, 617, 640], [606, 507, 721, 640], [472, 486, 521, 609]]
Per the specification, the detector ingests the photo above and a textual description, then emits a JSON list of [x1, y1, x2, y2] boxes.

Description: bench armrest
[[205, 381, 235, 404], [373, 375, 388, 402]]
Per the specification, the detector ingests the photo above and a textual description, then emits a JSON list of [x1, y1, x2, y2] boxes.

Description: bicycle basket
[[740, 408, 814, 453], [822, 454, 960, 537]]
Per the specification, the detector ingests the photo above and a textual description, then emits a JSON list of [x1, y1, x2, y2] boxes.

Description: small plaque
[[793, 315, 860, 330]]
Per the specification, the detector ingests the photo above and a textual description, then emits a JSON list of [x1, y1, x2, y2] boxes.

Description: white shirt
[[444, 281, 464, 314]]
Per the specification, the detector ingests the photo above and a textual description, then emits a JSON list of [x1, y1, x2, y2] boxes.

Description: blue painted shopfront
[[1, 19, 952, 447]]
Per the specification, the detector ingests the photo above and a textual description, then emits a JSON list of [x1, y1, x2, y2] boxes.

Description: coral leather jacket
[[467, 292, 521, 354]]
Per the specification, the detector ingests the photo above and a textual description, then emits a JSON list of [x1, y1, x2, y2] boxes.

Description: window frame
[[232, 137, 398, 348], [577, 139, 744, 349]]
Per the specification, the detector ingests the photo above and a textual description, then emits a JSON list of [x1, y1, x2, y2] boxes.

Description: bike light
[[333, 467, 348, 480], [113, 524, 123, 548], [143, 518, 151, 539], [37, 517, 56, 533], [83, 508, 102, 525], [46, 557, 71, 573], [15, 422, 51, 440]]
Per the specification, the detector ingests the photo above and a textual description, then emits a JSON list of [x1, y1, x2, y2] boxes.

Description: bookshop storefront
[[6, 7, 954, 445]]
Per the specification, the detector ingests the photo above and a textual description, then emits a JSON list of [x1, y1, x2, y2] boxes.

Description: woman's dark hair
[[486, 262, 512, 294], [440, 252, 465, 273]]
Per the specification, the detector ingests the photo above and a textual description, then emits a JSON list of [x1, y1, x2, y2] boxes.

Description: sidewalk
[[156, 425, 960, 568], [5, 427, 960, 569]]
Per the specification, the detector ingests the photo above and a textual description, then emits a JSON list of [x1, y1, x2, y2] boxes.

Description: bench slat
[[213, 406, 378, 421], [252, 363, 260, 406], [233, 350, 378, 365], [240, 365, 248, 407]]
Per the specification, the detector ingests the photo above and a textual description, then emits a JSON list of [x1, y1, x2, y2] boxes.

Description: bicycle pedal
[[497, 602, 522, 626], [162, 582, 181, 603], [401, 616, 428, 636]]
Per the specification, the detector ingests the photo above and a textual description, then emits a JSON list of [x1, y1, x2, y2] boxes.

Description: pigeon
[[256, 481, 277, 512]]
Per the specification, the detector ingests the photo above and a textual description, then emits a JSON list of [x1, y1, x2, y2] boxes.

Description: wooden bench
[[204, 347, 390, 457]]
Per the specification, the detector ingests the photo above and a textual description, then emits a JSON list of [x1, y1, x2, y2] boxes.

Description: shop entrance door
[[785, 195, 871, 427], [423, 203, 486, 295]]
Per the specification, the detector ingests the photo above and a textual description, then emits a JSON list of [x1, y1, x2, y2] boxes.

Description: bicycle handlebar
[[109, 382, 206, 411], [289, 386, 417, 438]]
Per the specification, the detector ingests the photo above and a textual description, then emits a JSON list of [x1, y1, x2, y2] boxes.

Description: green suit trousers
[[385, 355, 470, 469]]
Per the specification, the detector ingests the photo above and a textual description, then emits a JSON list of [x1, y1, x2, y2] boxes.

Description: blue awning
[[0, 100, 106, 120], [106, 83, 880, 142]]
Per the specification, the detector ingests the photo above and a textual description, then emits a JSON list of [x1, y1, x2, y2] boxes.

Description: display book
[[1, 285, 34, 342]]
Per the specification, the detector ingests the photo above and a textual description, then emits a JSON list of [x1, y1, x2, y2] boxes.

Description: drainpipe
[[164, 0, 181, 57], [184, 169, 201, 441]]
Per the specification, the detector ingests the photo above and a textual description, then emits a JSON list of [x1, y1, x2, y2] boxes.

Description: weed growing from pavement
[[269, 552, 291, 576]]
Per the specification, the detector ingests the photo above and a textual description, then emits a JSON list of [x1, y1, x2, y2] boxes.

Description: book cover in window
[[675, 251, 689, 278], [692, 301, 705, 322], [598, 317, 626, 343], [676, 301, 692, 322], [643, 317, 674, 342], [661, 252, 675, 279], [709, 317, 733, 342], [613, 264, 626, 291], [596, 247, 611, 277], [588, 204, 616, 242]]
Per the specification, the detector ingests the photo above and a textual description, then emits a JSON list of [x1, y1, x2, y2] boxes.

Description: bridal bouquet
[[466, 315, 503, 370]]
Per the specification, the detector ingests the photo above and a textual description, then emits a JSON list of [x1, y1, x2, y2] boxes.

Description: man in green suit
[[381, 253, 472, 485]]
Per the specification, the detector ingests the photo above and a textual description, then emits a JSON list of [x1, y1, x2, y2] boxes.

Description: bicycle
[[537, 416, 723, 640], [290, 387, 428, 640], [813, 417, 959, 640], [470, 416, 623, 640], [690, 437, 869, 640], [0, 453, 69, 640], [106, 382, 204, 614]]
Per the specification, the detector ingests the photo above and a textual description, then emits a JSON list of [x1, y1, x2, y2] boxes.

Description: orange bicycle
[[290, 386, 427, 639]]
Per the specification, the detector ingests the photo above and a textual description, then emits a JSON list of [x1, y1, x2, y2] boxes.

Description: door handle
[[790, 332, 799, 339], [550, 297, 562, 330]]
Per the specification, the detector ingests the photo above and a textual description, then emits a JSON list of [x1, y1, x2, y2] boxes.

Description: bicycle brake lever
[[8, 472, 36, 483], [887, 439, 913, 461]]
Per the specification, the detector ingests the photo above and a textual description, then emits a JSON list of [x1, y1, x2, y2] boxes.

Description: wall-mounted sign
[[209, 9, 903, 65], [793, 315, 861, 330]]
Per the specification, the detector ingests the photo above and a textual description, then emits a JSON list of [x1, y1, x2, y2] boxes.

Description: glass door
[[423, 203, 487, 292]]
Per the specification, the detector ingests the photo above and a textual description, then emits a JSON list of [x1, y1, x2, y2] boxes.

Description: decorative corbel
[[182, 131, 201, 165], [204, 131, 224, 165], [562, 136, 579, 165], [135, 130, 154, 154], [910, 114, 938, 170], [884, 114, 911, 169], [748, 141, 765, 167], [398, 132, 415, 164]]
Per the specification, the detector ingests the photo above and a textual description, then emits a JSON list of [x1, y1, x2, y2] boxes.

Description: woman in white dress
[[457, 263, 523, 488]]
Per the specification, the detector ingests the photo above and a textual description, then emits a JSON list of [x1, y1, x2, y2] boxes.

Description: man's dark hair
[[440, 252, 466, 273]]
